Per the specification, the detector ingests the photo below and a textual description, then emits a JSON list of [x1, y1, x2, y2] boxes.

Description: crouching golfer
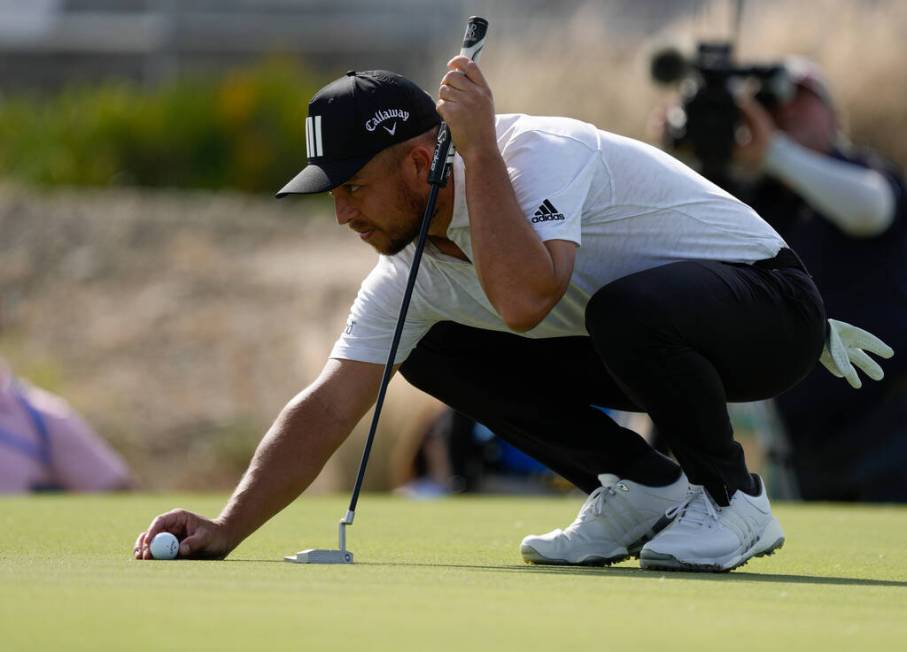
[[134, 59, 891, 571]]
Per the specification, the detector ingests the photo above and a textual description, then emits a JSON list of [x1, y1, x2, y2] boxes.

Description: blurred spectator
[[730, 58, 907, 501], [0, 358, 132, 493], [393, 407, 563, 498]]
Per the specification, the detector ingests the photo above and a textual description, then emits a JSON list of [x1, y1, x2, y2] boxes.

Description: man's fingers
[[827, 331, 860, 388], [852, 331, 894, 359], [440, 69, 472, 91], [439, 66, 491, 105], [830, 334, 851, 377], [843, 365, 862, 389], [834, 321, 895, 369], [851, 349, 885, 381], [145, 509, 191, 545], [144, 514, 169, 542], [134, 510, 226, 560], [446, 56, 489, 88], [178, 531, 207, 558], [820, 353, 845, 378], [832, 320, 895, 359], [437, 83, 468, 103]]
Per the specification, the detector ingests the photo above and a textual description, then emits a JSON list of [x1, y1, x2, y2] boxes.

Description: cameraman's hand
[[133, 509, 235, 560], [819, 319, 894, 389], [735, 97, 777, 167]]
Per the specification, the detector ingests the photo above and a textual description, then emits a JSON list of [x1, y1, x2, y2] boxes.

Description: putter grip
[[460, 16, 488, 61], [428, 16, 488, 186]]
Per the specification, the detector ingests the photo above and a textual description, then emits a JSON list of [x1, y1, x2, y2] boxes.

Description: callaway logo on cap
[[276, 70, 441, 197]]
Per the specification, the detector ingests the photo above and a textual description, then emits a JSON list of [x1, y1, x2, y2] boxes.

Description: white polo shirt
[[330, 114, 786, 365]]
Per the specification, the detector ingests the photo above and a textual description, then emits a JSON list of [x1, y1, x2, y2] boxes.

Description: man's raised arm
[[133, 358, 383, 560], [437, 57, 576, 333]]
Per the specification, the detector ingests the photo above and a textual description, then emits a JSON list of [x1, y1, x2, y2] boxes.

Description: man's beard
[[380, 180, 430, 256]]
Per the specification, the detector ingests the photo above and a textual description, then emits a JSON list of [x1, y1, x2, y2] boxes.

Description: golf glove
[[819, 319, 894, 389]]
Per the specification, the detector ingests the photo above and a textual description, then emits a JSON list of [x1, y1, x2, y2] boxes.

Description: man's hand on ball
[[133, 509, 234, 560]]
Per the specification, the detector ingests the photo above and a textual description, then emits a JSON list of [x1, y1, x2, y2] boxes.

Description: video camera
[[651, 42, 794, 182]]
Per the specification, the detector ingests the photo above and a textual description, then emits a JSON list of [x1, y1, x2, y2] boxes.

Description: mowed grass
[[1, 495, 906, 651]]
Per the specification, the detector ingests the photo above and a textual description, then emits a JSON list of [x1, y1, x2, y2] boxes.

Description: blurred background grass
[[2, 0, 905, 189], [2, 0, 905, 491], [0, 59, 318, 192]]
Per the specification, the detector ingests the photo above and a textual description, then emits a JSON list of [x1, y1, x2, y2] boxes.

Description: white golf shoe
[[639, 476, 784, 572], [520, 473, 689, 566]]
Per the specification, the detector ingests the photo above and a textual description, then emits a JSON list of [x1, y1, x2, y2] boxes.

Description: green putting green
[[1, 494, 905, 650]]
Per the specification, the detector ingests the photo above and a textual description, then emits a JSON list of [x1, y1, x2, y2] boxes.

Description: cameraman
[[733, 58, 907, 501]]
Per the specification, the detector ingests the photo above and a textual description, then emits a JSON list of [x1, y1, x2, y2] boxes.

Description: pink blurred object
[[0, 359, 132, 493]]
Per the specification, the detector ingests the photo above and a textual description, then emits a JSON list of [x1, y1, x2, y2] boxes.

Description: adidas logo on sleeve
[[531, 199, 566, 223]]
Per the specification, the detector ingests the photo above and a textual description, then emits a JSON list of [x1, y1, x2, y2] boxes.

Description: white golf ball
[[149, 532, 180, 560]]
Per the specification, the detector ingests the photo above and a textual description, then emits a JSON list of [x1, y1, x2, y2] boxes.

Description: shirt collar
[[421, 154, 472, 264]]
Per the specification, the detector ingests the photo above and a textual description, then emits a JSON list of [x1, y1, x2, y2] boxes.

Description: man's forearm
[[463, 149, 565, 330], [764, 134, 895, 236], [214, 368, 372, 550]]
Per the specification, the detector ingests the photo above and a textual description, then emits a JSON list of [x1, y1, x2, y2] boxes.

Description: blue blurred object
[[473, 422, 550, 475]]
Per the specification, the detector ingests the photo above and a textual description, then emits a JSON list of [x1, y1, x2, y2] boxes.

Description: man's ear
[[405, 142, 434, 184]]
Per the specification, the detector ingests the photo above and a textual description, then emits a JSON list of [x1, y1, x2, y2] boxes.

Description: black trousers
[[400, 250, 826, 505]]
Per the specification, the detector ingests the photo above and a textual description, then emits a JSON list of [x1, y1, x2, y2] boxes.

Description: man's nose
[[334, 195, 358, 225]]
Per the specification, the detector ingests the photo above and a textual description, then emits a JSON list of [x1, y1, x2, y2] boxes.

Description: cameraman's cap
[[276, 70, 441, 197], [784, 56, 833, 107]]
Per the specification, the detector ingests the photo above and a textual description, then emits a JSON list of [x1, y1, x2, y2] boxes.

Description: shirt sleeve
[[25, 386, 132, 491], [501, 130, 599, 246], [763, 134, 897, 237], [329, 256, 434, 365]]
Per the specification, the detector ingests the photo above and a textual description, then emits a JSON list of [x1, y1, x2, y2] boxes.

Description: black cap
[[276, 70, 441, 197]]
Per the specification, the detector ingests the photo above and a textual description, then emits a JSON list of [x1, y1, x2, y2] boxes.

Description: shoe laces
[[570, 478, 621, 527], [665, 485, 719, 528]]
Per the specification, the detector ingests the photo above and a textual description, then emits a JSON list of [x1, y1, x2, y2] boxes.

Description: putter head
[[284, 548, 354, 564]]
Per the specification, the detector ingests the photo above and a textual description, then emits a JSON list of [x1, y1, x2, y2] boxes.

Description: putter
[[285, 16, 489, 565]]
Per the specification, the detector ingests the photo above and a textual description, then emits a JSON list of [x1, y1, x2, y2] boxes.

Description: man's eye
[[347, 185, 362, 194]]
